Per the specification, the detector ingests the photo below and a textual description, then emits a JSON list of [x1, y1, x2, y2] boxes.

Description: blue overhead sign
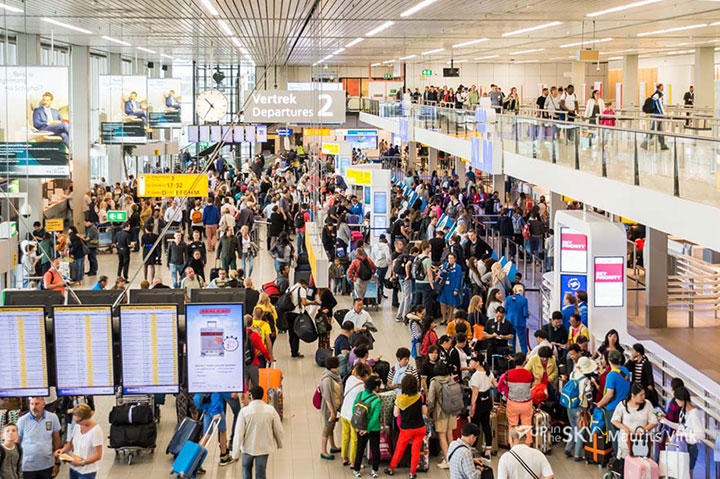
[[277, 128, 294, 136]]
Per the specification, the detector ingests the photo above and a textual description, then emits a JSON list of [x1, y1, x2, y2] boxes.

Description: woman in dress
[[436, 252, 464, 325]]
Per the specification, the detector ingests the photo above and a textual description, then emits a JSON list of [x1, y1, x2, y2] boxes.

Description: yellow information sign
[[45, 218, 64, 232], [321, 143, 340, 155], [138, 174, 208, 198], [346, 168, 372, 186], [305, 128, 331, 136]]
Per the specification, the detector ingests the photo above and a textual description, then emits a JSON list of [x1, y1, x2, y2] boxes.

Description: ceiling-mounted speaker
[[161, 65, 168, 71], [147, 61, 155, 69]]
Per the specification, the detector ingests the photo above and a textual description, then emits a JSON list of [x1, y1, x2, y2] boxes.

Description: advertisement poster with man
[[147, 78, 182, 128], [0, 66, 70, 177], [99, 75, 147, 144]]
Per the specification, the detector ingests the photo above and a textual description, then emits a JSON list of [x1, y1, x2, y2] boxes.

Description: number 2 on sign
[[318, 94, 332, 117]]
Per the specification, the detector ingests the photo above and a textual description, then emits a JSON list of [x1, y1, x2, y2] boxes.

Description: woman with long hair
[[469, 356, 497, 458], [239, 224, 255, 277], [467, 257, 484, 297], [594, 328, 625, 360], [610, 383, 658, 460], [485, 288, 503, 319], [482, 262, 510, 302]]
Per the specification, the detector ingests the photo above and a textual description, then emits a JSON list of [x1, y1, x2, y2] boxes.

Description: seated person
[[32, 91, 69, 144], [165, 89, 181, 111], [124, 91, 147, 121]]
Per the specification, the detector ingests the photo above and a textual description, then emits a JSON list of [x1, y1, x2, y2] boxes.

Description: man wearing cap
[[497, 426, 554, 479], [564, 356, 596, 461]]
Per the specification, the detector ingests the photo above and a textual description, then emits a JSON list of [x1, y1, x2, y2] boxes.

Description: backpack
[[199, 393, 212, 406], [351, 392, 378, 430], [191, 209, 202, 224], [276, 285, 298, 313], [263, 312, 276, 335], [336, 242, 347, 259], [294, 211, 306, 229], [642, 96, 654, 114], [447, 202, 458, 219], [412, 255, 427, 281], [244, 329, 256, 365], [522, 222, 531, 240], [393, 254, 407, 276], [358, 258, 373, 281], [440, 380, 464, 415], [560, 377, 580, 409]]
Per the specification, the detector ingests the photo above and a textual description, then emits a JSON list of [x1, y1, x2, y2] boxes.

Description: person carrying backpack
[[426, 363, 460, 469], [641, 83, 669, 151], [294, 204, 310, 255], [351, 376, 382, 478], [562, 356, 596, 461], [347, 248, 376, 301]]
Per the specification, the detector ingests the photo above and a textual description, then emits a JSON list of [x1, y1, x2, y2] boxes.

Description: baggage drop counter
[[305, 220, 329, 288]]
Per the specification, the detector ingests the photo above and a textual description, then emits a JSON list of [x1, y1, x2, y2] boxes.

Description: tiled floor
[[51, 228, 618, 479]]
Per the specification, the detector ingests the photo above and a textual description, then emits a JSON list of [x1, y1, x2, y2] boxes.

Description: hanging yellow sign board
[[346, 168, 372, 186], [45, 219, 64, 232], [138, 174, 208, 198], [321, 143, 340, 154]]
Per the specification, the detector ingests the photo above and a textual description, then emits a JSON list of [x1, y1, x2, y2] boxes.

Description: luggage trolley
[[97, 226, 114, 254], [364, 277, 380, 311], [111, 393, 156, 465]]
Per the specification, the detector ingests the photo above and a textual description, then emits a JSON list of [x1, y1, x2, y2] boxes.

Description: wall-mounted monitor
[[0, 307, 49, 397], [373, 192, 387, 214], [560, 227, 588, 273], [199, 125, 210, 142], [594, 256, 625, 307]]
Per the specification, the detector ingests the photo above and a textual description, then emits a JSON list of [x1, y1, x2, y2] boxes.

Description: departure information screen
[[0, 307, 49, 397], [120, 305, 179, 394], [53, 306, 115, 395]]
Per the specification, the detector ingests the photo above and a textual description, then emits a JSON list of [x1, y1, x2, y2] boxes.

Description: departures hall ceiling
[[3, 0, 720, 65]]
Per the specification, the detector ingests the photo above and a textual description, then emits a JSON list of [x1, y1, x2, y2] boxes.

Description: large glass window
[[40, 43, 69, 66]]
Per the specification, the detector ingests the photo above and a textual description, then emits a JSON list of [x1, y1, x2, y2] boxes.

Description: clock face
[[195, 89, 228, 123]]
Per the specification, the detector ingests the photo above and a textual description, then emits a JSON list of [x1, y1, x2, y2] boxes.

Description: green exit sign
[[107, 210, 127, 222], [384, 73, 392, 79], [422, 69, 432, 76]]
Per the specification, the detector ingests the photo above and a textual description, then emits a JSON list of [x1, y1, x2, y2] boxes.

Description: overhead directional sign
[[138, 174, 208, 198], [107, 210, 127, 222], [422, 69, 432, 76], [244, 90, 346, 124], [277, 128, 294, 136]]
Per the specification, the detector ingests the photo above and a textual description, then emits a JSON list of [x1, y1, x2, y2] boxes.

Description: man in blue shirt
[[575, 290, 588, 327], [17, 397, 62, 479], [90, 275, 108, 290], [596, 350, 630, 453], [349, 197, 363, 218]]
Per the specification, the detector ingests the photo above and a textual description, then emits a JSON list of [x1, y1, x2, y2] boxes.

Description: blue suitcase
[[171, 416, 219, 478]]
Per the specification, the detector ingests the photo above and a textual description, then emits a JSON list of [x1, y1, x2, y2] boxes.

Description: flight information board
[[185, 303, 244, 393], [120, 305, 179, 394], [53, 306, 115, 395], [0, 307, 49, 397]]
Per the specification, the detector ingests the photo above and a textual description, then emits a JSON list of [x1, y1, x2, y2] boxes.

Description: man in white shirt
[[371, 234, 393, 299], [343, 297, 374, 332], [232, 386, 284, 479], [164, 199, 181, 226], [497, 427, 554, 479]]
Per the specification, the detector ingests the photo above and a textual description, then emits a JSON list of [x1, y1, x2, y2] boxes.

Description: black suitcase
[[108, 403, 154, 426], [166, 416, 203, 456], [294, 269, 311, 285], [109, 422, 157, 448]]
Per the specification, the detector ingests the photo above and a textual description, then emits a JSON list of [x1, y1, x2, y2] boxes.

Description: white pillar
[[70, 45, 91, 232], [644, 228, 668, 328], [548, 191, 566, 226], [694, 47, 714, 110], [428, 147, 438, 172], [106, 54, 124, 185], [571, 61, 586, 102], [622, 54, 639, 107]]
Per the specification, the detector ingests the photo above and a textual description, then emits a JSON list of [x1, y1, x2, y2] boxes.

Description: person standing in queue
[[113, 222, 132, 281], [17, 397, 62, 479]]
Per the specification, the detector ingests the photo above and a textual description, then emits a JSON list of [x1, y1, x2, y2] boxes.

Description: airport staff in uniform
[[17, 397, 62, 479]]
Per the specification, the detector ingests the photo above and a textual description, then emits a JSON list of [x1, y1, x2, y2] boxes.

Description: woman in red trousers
[[384, 375, 428, 479]]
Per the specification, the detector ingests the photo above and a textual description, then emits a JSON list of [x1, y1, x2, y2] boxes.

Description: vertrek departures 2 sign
[[244, 90, 346, 124]]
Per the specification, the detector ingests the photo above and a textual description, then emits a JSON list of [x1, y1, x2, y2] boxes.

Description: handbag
[[629, 427, 652, 458], [315, 312, 331, 336]]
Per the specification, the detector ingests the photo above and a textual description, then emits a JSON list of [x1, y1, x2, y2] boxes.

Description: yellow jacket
[[524, 355, 558, 386], [256, 303, 278, 333]]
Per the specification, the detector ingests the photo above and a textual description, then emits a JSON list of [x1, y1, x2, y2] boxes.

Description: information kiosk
[[344, 164, 391, 246], [0, 306, 49, 397]]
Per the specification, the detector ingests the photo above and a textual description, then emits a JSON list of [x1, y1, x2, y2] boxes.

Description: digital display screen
[[373, 215, 387, 237], [256, 125, 267, 142], [364, 186, 371, 205], [346, 134, 377, 150], [373, 192, 387, 214], [560, 227, 588, 273], [245, 126, 256, 143], [0, 307, 49, 397], [53, 306, 115, 396], [187, 125, 199, 142], [185, 303, 245, 393], [210, 125, 222, 143], [233, 126, 244, 143], [101, 122, 147, 144], [120, 305, 179, 395], [222, 126, 233, 143], [594, 257, 625, 307], [199, 125, 210, 142], [560, 274, 587, 309]]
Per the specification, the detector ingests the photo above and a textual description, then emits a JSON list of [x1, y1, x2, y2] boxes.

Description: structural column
[[548, 191, 566, 226], [70, 46, 91, 231], [644, 227, 668, 329], [492, 174, 504, 197], [428, 147, 438, 173], [455, 158, 465, 188], [106, 54, 124, 184], [622, 54, 639, 107], [694, 47, 714, 110], [407, 140, 417, 169]]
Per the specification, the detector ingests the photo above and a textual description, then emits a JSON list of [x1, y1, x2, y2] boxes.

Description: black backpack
[[294, 211, 306, 229], [393, 254, 407, 276], [245, 328, 255, 365], [642, 96, 654, 114], [412, 255, 427, 280], [358, 258, 373, 281]]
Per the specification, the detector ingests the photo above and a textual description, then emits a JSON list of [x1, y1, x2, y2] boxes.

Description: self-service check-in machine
[[553, 210, 627, 341], [344, 164, 391, 247]]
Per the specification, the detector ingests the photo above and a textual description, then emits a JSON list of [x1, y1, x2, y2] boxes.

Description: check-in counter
[[305, 220, 329, 288]]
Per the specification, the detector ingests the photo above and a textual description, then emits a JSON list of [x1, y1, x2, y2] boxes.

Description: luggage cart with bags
[[108, 394, 157, 465], [364, 277, 380, 311], [97, 225, 114, 254]]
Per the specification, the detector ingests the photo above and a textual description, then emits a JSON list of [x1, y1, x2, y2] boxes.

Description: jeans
[[397, 278, 412, 319], [529, 236, 542, 256], [565, 407, 584, 459], [341, 417, 358, 462], [605, 408, 619, 453], [170, 263, 183, 289], [642, 117, 668, 149], [353, 430, 380, 472], [274, 259, 288, 273], [296, 231, 305, 255], [72, 257, 84, 282], [86, 248, 98, 275], [376, 267, 388, 298], [242, 252, 254, 277], [332, 278, 343, 294], [414, 282, 433, 313], [241, 453, 269, 479], [389, 426, 425, 473], [69, 471, 97, 479]]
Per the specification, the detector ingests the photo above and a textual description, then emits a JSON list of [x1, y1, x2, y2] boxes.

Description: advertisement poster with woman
[[0, 66, 70, 177], [98, 75, 147, 143]]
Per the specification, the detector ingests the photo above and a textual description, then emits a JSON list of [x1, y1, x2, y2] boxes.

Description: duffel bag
[[109, 422, 157, 448], [109, 403, 153, 426], [294, 312, 318, 343], [315, 348, 332, 368]]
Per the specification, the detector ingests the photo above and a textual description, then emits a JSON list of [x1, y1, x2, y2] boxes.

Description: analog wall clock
[[195, 89, 228, 122]]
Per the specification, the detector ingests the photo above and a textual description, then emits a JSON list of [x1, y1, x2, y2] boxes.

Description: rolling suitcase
[[171, 416, 219, 478], [584, 432, 613, 466], [625, 456, 660, 479], [259, 363, 283, 419], [166, 417, 203, 457], [494, 403, 509, 448], [479, 406, 499, 455], [532, 408, 552, 453]]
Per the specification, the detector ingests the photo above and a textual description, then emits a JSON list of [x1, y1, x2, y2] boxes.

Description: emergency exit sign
[[107, 210, 127, 222], [422, 69, 432, 76], [384, 73, 392, 79]]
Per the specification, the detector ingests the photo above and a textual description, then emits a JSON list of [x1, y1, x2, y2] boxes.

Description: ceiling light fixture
[[322, 54, 333, 61], [400, 0, 439, 17], [475, 54, 499, 60], [509, 48, 544, 55], [452, 38, 489, 48], [502, 21, 562, 37], [346, 37, 364, 48], [366, 21, 394, 37], [218, 19, 233, 35], [600, 48, 639, 55], [421, 47, 445, 55], [382, 59, 395, 64], [637, 23, 707, 36], [102, 35, 131, 46], [199, 0, 219, 16], [399, 54, 417, 60], [137, 46, 156, 54], [516, 59, 539, 63], [231, 37, 242, 48], [0, 2, 23, 13], [587, 0, 664, 17], [161, 53, 174, 59], [41, 18, 92, 34], [333, 47, 345, 55], [370, 62, 381, 66], [560, 37, 612, 48]]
